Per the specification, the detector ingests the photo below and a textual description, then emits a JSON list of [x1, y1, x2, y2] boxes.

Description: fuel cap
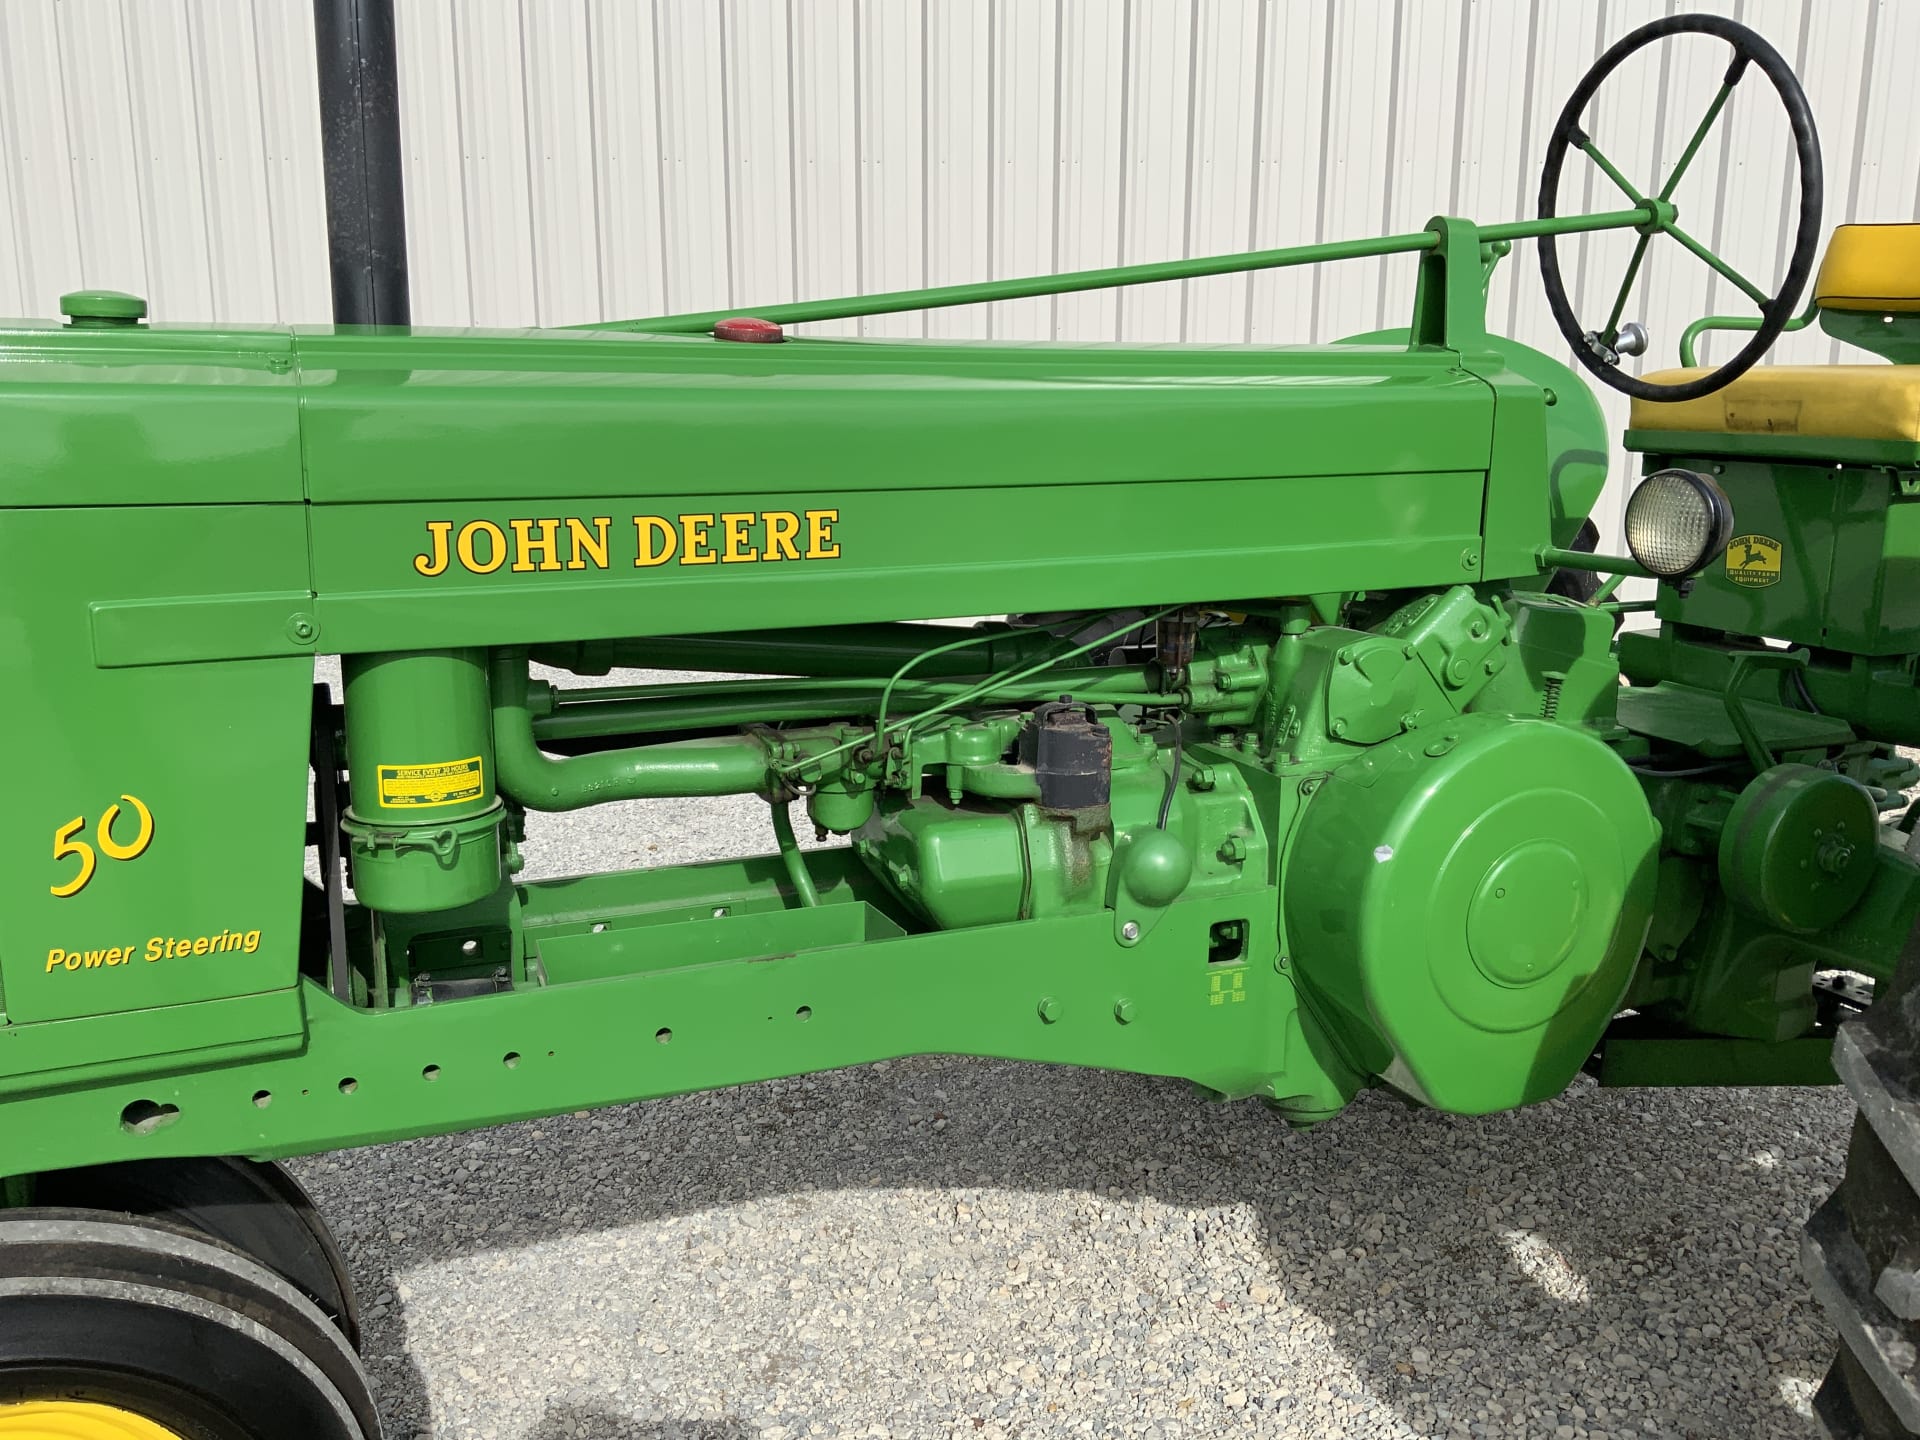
[[60, 289, 147, 327]]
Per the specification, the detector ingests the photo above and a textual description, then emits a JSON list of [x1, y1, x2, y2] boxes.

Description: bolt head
[[1037, 997, 1061, 1024], [1114, 999, 1136, 1024], [1120, 920, 1141, 942]]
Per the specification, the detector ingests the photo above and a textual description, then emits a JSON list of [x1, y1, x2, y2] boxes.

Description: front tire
[[29, 1157, 360, 1349], [0, 1209, 381, 1440]]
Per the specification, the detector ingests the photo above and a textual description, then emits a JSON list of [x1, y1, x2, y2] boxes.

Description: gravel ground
[[295, 664, 1849, 1439]]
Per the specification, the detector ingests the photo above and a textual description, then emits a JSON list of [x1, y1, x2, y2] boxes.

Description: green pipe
[[1265, 605, 1313, 714], [769, 803, 820, 909], [533, 671, 1163, 713], [491, 653, 774, 811], [532, 623, 1078, 679], [585, 208, 1648, 335], [531, 674, 1166, 743], [1478, 208, 1652, 244], [1536, 544, 1654, 581], [587, 232, 1436, 334], [1678, 299, 1818, 366], [874, 626, 1077, 752]]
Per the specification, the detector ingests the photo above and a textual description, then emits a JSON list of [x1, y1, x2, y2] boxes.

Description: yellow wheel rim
[[0, 1402, 183, 1440]]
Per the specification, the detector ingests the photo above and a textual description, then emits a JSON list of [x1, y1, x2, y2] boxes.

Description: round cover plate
[[1286, 713, 1659, 1113]]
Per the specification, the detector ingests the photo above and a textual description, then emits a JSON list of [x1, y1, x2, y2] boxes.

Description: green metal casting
[[1, 28, 1913, 1201]]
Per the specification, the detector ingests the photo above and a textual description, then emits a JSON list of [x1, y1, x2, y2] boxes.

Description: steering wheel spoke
[[1579, 136, 1651, 207], [1602, 230, 1657, 342], [1665, 223, 1771, 308], [1658, 77, 1739, 202], [1536, 14, 1822, 401]]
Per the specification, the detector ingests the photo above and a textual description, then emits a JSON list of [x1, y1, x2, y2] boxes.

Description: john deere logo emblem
[[1726, 534, 1782, 588]]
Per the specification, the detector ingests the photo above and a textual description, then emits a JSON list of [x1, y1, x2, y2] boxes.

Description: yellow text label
[[44, 928, 262, 975], [412, 510, 841, 578], [49, 794, 155, 899]]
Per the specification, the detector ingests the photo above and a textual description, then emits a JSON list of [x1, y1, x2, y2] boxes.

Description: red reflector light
[[712, 316, 785, 343]]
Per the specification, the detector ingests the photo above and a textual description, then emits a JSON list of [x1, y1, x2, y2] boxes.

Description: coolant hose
[[489, 652, 774, 811]]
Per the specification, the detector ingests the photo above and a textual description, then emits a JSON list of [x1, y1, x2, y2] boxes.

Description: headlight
[[1623, 468, 1733, 579]]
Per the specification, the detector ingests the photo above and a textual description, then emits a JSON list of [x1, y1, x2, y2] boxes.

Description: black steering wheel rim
[[1537, 12, 1823, 403]]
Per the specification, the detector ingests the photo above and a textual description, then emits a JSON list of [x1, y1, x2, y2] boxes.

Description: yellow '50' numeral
[[50, 795, 155, 898]]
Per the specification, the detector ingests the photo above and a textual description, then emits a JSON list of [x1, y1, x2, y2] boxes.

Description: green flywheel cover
[[1283, 713, 1659, 1114], [1717, 763, 1878, 933]]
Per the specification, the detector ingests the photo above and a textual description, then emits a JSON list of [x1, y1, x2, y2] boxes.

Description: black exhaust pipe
[[312, 0, 410, 326]]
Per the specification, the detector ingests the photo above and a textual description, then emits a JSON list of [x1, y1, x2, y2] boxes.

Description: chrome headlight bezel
[[1623, 468, 1735, 580]]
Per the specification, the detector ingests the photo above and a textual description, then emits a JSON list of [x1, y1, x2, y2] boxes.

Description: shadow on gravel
[[296, 1058, 1847, 1439]]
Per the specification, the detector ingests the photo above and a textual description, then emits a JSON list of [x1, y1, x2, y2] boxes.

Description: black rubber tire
[[30, 1156, 361, 1350], [1804, 928, 1920, 1437], [0, 1207, 382, 1440], [1537, 12, 1823, 403]]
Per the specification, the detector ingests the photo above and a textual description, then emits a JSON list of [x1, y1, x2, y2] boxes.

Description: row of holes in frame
[[123, 1002, 819, 1130]]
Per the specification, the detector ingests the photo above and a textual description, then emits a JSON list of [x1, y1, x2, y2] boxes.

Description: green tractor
[[0, 10, 1915, 1437]]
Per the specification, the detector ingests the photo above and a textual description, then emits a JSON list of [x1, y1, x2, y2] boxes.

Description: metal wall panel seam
[[649, 0, 673, 314], [1175, 0, 1200, 341], [1773, 0, 1815, 289], [1373, 0, 1404, 333], [1504, 0, 1543, 340], [1304, 5, 1336, 340], [1048, 0, 1064, 339], [704, 0, 736, 311], [1239, 0, 1269, 344], [0, 17, 26, 315], [1836, 0, 1879, 362], [515, 0, 541, 324], [580, 2, 609, 321], [181, 9, 221, 317]]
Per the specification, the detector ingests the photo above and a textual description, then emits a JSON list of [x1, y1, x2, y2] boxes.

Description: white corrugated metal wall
[[0, 0, 1914, 546]]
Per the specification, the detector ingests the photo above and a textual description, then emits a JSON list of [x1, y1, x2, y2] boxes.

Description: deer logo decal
[[1725, 533, 1783, 588]]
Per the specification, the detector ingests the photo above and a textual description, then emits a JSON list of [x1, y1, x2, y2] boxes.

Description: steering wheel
[[1537, 13, 1822, 403]]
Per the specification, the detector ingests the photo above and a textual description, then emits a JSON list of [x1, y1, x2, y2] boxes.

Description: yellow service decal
[[1726, 533, 1783, 588], [377, 757, 484, 809]]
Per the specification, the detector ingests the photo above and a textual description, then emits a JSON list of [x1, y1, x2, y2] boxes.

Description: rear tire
[[0, 1208, 381, 1440], [1804, 934, 1920, 1437]]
